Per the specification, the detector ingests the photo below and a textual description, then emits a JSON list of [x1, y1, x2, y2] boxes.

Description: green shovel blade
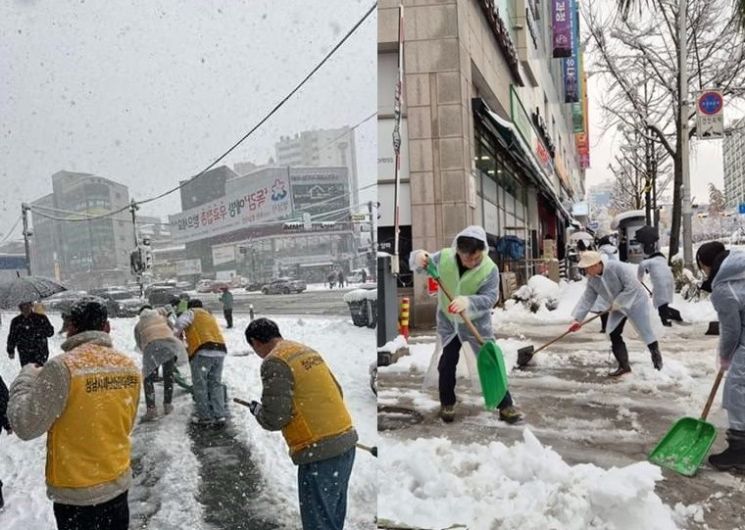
[[477, 342, 508, 410], [648, 417, 718, 476]]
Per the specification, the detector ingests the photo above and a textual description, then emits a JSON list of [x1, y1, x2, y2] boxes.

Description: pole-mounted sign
[[696, 90, 724, 140]]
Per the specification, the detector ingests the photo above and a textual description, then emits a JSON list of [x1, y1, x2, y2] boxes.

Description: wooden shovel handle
[[531, 312, 606, 356], [432, 275, 485, 346], [701, 369, 726, 421]]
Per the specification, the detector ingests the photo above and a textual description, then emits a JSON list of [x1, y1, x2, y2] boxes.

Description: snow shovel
[[425, 261, 508, 409], [648, 369, 725, 476], [516, 311, 608, 367], [232, 398, 378, 457]]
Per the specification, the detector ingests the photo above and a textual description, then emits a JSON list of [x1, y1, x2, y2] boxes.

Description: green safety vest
[[437, 248, 496, 321]]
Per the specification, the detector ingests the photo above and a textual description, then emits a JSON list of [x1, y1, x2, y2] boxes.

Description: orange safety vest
[[183, 308, 225, 358]]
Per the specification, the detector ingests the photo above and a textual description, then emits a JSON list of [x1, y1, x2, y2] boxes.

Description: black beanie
[[696, 241, 726, 269]]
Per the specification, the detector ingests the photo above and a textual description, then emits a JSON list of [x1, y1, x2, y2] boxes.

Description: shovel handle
[[531, 312, 607, 357], [701, 369, 726, 421], [429, 273, 485, 346]]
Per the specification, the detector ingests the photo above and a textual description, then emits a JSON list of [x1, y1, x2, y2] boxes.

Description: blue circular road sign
[[699, 91, 723, 115]]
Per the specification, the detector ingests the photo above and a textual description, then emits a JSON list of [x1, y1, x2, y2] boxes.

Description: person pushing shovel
[[569, 251, 663, 376], [697, 241, 745, 471], [410, 225, 523, 424]]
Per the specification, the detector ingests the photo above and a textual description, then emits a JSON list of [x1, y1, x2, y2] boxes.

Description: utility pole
[[368, 200, 377, 282], [21, 203, 32, 275], [679, 0, 693, 268], [129, 199, 143, 297]]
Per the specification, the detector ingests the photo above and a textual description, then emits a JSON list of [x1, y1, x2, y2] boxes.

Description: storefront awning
[[472, 98, 574, 223]]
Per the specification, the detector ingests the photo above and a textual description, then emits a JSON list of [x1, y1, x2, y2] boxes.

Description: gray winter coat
[[410, 226, 500, 354], [598, 244, 619, 261], [710, 250, 745, 431], [573, 260, 657, 345], [637, 254, 674, 308]]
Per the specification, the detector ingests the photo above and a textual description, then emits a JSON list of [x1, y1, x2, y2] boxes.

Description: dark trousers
[[439, 336, 513, 409], [54, 491, 129, 530], [144, 359, 174, 409], [600, 312, 609, 332], [223, 309, 233, 328], [298, 447, 355, 530], [609, 317, 658, 351], [19, 350, 49, 367], [658, 303, 683, 323]]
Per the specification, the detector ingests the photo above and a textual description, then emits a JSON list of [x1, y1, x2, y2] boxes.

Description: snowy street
[[0, 312, 377, 530], [377, 282, 745, 530]]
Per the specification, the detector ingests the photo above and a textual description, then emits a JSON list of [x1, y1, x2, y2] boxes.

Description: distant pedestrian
[[337, 270, 345, 288], [361, 269, 368, 283], [0, 374, 12, 510], [6, 301, 55, 367], [177, 293, 190, 316], [134, 306, 187, 421], [327, 270, 337, 289], [8, 297, 141, 530], [174, 300, 227, 425], [244, 318, 357, 530], [219, 287, 234, 329]]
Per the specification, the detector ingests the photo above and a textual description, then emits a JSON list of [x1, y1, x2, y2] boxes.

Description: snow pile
[[528, 275, 561, 300], [511, 276, 561, 313], [378, 335, 408, 353], [378, 430, 687, 530], [342, 288, 377, 303], [496, 280, 585, 326]]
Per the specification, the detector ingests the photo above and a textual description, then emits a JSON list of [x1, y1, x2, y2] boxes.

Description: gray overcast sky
[[0, 0, 376, 239]]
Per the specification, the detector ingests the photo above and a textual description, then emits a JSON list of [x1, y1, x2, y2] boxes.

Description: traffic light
[[143, 247, 153, 271]]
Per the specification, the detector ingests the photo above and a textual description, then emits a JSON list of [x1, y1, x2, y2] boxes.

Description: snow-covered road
[[0, 312, 377, 530]]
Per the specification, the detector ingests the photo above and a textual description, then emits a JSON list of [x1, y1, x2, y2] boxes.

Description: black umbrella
[[635, 225, 659, 245], [0, 274, 67, 309]]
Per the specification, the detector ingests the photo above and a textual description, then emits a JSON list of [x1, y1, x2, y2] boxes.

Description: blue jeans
[[298, 447, 355, 530], [190, 354, 225, 420]]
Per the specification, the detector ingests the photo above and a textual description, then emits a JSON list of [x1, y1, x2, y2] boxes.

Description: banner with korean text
[[552, 0, 572, 58], [168, 173, 292, 243]]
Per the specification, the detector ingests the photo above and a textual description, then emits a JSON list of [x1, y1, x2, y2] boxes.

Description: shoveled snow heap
[[378, 335, 407, 353], [378, 430, 685, 530], [342, 288, 377, 303]]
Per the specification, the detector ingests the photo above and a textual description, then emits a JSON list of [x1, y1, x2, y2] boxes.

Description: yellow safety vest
[[270, 340, 354, 456], [46, 343, 141, 488], [183, 308, 225, 358]]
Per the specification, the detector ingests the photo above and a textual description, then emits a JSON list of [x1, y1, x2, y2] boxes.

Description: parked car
[[196, 279, 215, 293], [46, 290, 90, 311], [348, 268, 370, 283], [147, 286, 183, 307], [261, 277, 307, 295], [245, 280, 266, 292], [89, 288, 144, 317]]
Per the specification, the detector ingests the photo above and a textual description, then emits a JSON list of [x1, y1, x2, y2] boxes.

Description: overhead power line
[[0, 215, 22, 243]]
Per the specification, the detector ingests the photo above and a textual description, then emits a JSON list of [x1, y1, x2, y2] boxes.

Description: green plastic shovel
[[426, 261, 508, 409], [648, 369, 725, 476]]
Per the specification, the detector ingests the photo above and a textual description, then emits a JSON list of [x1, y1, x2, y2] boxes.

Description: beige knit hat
[[577, 251, 602, 269]]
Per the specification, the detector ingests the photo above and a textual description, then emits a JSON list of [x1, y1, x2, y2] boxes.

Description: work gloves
[[568, 321, 582, 333], [414, 250, 430, 269], [248, 400, 262, 417], [447, 296, 469, 314]]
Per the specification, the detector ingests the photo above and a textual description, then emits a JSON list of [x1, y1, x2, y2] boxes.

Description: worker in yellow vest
[[7, 297, 141, 530], [411, 225, 523, 424], [174, 299, 228, 426], [244, 318, 358, 530]]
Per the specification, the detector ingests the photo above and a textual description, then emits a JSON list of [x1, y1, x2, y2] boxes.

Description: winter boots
[[648, 341, 663, 371], [163, 403, 174, 415], [709, 429, 745, 472], [609, 342, 631, 377], [439, 405, 455, 423], [499, 406, 524, 424], [141, 406, 158, 422]]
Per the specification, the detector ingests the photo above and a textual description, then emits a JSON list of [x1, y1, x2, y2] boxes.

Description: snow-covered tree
[[708, 183, 726, 216]]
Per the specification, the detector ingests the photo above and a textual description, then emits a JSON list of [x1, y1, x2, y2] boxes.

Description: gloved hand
[[414, 251, 430, 269], [718, 356, 731, 372], [448, 296, 469, 314], [7, 348, 13, 360], [610, 302, 623, 313], [568, 321, 582, 332], [248, 400, 262, 417]]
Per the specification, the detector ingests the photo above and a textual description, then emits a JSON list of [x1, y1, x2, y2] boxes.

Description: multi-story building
[[30, 171, 134, 288], [378, 0, 590, 326], [723, 117, 745, 209], [275, 128, 359, 207], [588, 180, 614, 211]]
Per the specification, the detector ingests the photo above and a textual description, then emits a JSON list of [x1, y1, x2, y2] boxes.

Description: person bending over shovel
[[410, 225, 523, 424], [697, 241, 745, 471], [570, 251, 663, 376]]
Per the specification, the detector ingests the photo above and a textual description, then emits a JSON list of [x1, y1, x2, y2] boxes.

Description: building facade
[[723, 117, 745, 209], [275, 128, 359, 208], [30, 171, 134, 288], [378, 0, 589, 326]]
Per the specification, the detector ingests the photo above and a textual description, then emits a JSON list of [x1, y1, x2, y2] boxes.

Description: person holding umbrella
[[569, 251, 663, 376], [6, 301, 54, 367], [410, 225, 522, 424], [697, 241, 745, 471]]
